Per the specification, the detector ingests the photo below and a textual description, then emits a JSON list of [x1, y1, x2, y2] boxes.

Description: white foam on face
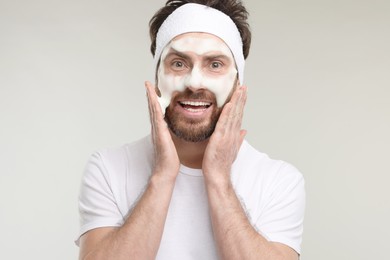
[[157, 34, 238, 113]]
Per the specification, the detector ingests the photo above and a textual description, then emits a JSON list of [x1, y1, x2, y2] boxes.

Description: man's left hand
[[202, 85, 247, 186]]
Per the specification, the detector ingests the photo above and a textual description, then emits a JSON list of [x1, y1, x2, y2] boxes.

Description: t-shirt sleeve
[[255, 162, 306, 254], [76, 151, 124, 245]]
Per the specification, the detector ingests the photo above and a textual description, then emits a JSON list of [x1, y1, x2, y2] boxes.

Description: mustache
[[173, 88, 216, 101]]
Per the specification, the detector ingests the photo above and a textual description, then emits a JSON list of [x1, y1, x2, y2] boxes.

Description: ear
[[236, 75, 241, 87], [155, 86, 162, 97]]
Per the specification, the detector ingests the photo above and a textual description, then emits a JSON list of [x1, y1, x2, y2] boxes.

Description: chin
[[166, 116, 217, 143]]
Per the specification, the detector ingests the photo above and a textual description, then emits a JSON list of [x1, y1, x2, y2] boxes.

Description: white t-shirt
[[77, 135, 305, 258]]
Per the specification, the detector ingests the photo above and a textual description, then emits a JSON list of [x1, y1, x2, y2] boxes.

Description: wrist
[[204, 171, 233, 192], [151, 169, 177, 187]]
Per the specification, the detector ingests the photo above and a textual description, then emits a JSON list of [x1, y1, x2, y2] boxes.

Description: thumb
[[239, 129, 247, 147]]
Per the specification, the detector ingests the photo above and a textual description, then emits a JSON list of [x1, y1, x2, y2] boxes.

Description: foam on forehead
[[154, 3, 245, 84]]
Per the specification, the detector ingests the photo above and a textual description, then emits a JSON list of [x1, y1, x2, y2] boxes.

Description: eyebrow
[[164, 49, 191, 60], [165, 49, 232, 62], [204, 54, 232, 61]]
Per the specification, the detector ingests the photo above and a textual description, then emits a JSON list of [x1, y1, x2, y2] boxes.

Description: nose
[[184, 66, 204, 91]]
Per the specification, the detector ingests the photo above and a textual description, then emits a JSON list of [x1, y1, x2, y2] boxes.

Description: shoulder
[[83, 135, 153, 182], [92, 135, 152, 168], [235, 140, 303, 179], [232, 140, 304, 196]]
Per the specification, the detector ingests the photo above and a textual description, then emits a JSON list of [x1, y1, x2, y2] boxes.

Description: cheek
[[157, 66, 187, 112], [201, 68, 237, 107]]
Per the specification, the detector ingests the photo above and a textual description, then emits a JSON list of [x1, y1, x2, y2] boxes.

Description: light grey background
[[0, 0, 389, 259]]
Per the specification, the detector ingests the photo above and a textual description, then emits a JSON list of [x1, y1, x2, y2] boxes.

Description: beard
[[164, 83, 237, 143], [164, 89, 221, 142]]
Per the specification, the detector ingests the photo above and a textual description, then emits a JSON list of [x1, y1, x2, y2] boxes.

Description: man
[[77, 1, 305, 259]]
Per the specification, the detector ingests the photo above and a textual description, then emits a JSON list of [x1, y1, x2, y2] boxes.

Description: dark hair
[[149, 0, 251, 59]]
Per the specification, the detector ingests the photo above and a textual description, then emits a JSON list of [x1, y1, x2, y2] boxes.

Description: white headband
[[154, 3, 245, 84]]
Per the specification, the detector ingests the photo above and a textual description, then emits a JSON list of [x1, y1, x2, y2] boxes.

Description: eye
[[171, 60, 186, 71], [210, 61, 223, 70], [174, 61, 183, 67]]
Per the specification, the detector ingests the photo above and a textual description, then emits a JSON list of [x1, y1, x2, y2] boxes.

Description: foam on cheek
[[157, 36, 238, 114], [183, 64, 237, 107], [156, 46, 183, 113]]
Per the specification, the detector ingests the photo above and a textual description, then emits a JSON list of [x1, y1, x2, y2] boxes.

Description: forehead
[[165, 32, 233, 57]]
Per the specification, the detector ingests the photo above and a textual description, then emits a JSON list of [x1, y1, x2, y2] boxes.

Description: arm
[[79, 81, 179, 260], [202, 85, 298, 260], [205, 180, 298, 260]]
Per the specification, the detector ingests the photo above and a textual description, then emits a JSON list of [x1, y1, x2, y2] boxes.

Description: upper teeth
[[180, 101, 211, 106]]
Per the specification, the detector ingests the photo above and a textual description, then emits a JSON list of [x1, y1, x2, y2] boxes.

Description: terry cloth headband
[[154, 3, 245, 84]]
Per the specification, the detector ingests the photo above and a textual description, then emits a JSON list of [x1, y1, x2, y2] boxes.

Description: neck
[[171, 133, 208, 169]]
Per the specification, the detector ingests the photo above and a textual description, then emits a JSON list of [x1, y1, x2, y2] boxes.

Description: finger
[[233, 85, 245, 112], [145, 81, 155, 125], [231, 129, 246, 156], [238, 85, 247, 112], [234, 86, 247, 128], [212, 102, 232, 134], [228, 84, 242, 106], [239, 129, 247, 146], [225, 86, 246, 129], [215, 87, 243, 133], [145, 81, 164, 121], [145, 81, 159, 133], [145, 81, 158, 112], [146, 81, 166, 139]]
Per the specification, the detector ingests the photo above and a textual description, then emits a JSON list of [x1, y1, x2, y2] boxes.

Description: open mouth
[[179, 101, 212, 112]]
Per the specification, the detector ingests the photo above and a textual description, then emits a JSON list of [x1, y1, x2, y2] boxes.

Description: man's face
[[157, 32, 238, 142]]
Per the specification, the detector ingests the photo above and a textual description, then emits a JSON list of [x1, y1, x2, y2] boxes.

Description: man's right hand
[[79, 82, 179, 260], [145, 81, 180, 180]]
